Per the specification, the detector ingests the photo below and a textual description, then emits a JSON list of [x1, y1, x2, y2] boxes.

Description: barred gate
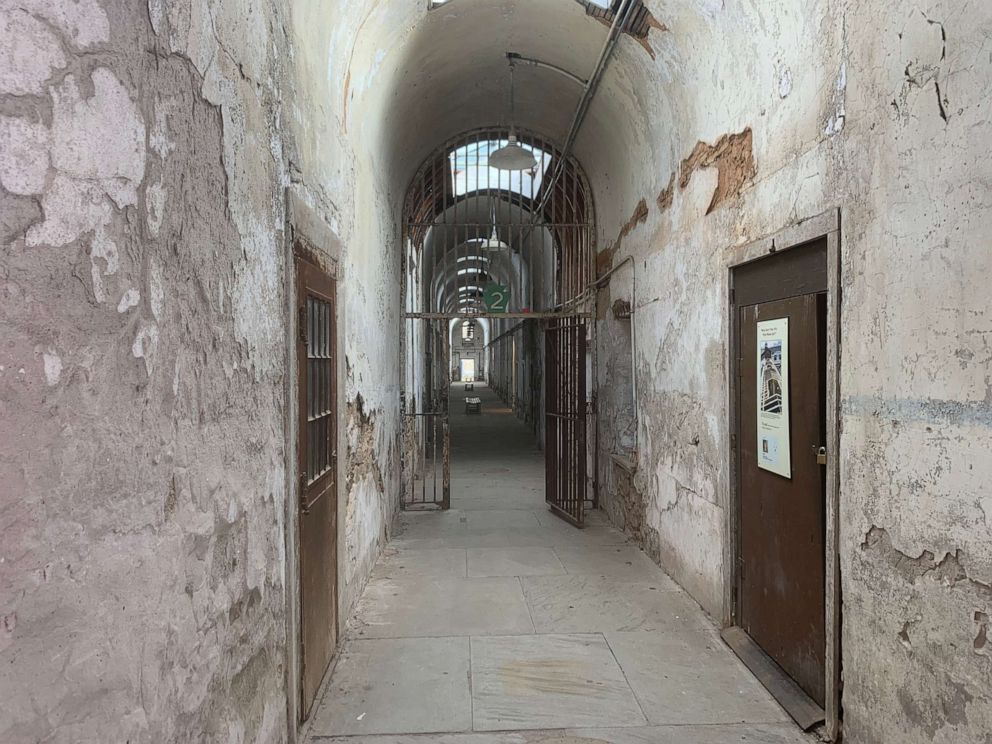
[[545, 316, 588, 525], [401, 126, 594, 517]]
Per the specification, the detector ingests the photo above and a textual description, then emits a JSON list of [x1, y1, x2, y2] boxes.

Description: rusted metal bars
[[401, 128, 594, 511], [544, 316, 587, 525]]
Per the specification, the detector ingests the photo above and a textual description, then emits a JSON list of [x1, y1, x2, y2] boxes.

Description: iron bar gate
[[401, 127, 595, 515], [545, 316, 588, 525], [401, 317, 450, 509]]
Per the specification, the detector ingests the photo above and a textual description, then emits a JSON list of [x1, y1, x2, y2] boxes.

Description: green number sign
[[483, 282, 509, 312]]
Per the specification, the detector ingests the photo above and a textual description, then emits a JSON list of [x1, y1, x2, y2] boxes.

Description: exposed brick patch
[[596, 198, 648, 275], [347, 392, 386, 493], [590, 6, 668, 59], [656, 172, 676, 212], [678, 128, 755, 214]]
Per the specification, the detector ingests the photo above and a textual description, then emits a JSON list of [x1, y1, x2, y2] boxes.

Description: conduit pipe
[[510, 2, 641, 453], [534, 0, 637, 217], [514, 0, 639, 305]]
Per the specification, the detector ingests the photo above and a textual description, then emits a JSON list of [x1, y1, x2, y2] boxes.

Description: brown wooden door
[[545, 317, 586, 526], [738, 292, 826, 705], [297, 257, 338, 719]]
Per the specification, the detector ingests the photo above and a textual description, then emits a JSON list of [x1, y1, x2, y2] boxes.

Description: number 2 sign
[[484, 282, 510, 312]]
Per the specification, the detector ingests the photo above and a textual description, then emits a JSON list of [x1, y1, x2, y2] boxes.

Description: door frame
[[724, 209, 841, 740], [283, 190, 346, 740]]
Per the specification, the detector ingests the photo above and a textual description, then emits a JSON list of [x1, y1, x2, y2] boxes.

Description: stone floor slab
[[521, 575, 706, 634], [471, 634, 647, 731], [465, 509, 543, 531], [563, 723, 813, 743], [350, 576, 534, 638], [372, 547, 467, 579], [532, 512, 632, 546], [393, 511, 469, 541], [311, 724, 813, 743], [309, 636, 471, 736], [605, 631, 790, 725], [467, 547, 566, 577], [553, 545, 675, 582]]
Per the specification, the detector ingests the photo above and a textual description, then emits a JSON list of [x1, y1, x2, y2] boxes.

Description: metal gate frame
[[545, 316, 588, 526], [400, 126, 595, 513], [401, 317, 451, 509]]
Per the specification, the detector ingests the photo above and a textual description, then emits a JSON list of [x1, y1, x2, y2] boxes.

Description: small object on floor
[[465, 396, 482, 414], [465, 382, 474, 391]]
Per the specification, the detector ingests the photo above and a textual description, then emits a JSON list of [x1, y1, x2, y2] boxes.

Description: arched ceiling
[[326, 0, 682, 228], [381, 0, 607, 178], [295, 0, 788, 252]]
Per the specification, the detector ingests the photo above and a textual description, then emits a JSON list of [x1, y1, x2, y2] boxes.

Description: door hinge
[[299, 473, 309, 514], [298, 305, 308, 345]]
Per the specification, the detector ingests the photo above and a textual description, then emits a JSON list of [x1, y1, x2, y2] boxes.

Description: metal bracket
[[506, 52, 588, 87]]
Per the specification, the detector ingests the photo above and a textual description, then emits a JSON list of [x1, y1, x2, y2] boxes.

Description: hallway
[[306, 384, 807, 743], [4, 0, 991, 741]]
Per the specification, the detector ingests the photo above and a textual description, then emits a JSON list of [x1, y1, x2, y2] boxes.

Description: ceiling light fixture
[[489, 60, 538, 171]]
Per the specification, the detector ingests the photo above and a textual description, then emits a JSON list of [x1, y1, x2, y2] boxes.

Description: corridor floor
[[307, 383, 811, 743]]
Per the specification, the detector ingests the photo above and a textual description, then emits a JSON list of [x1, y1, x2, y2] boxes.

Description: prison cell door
[[296, 257, 338, 719], [545, 317, 587, 526], [738, 291, 827, 707]]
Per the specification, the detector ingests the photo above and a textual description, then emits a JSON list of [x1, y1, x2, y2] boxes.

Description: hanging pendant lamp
[[489, 61, 538, 171], [480, 207, 506, 250]]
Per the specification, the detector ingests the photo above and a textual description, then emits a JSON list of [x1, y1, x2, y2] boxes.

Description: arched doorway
[[400, 127, 595, 522]]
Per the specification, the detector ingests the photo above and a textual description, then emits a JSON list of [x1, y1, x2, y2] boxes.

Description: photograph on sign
[[756, 317, 791, 478]]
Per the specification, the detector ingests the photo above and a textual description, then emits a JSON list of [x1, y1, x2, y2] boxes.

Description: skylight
[[449, 139, 553, 200]]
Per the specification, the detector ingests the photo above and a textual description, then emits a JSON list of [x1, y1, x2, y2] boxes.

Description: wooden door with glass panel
[[296, 255, 338, 719]]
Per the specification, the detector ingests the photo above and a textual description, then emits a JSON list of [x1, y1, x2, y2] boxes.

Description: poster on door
[[756, 317, 791, 478]]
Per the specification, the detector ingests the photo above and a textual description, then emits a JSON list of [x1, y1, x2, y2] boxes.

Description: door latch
[[816, 446, 828, 465]]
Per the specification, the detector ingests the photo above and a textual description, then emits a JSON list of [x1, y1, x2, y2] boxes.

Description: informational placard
[[484, 282, 509, 312], [756, 317, 791, 478]]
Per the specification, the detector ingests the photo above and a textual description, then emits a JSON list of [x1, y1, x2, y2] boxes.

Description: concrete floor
[[308, 384, 811, 744]]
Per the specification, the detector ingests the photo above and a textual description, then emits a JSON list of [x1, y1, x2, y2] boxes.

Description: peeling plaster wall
[[0, 0, 292, 740], [833, 4, 992, 739], [586, 1, 992, 741], [1, 0, 408, 737], [285, 0, 409, 634]]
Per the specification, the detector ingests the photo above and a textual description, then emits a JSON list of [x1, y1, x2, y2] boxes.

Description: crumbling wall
[[586, 1, 992, 741], [285, 0, 406, 645], [830, 6, 992, 739], [342, 388, 392, 601], [0, 0, 292, 740]]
